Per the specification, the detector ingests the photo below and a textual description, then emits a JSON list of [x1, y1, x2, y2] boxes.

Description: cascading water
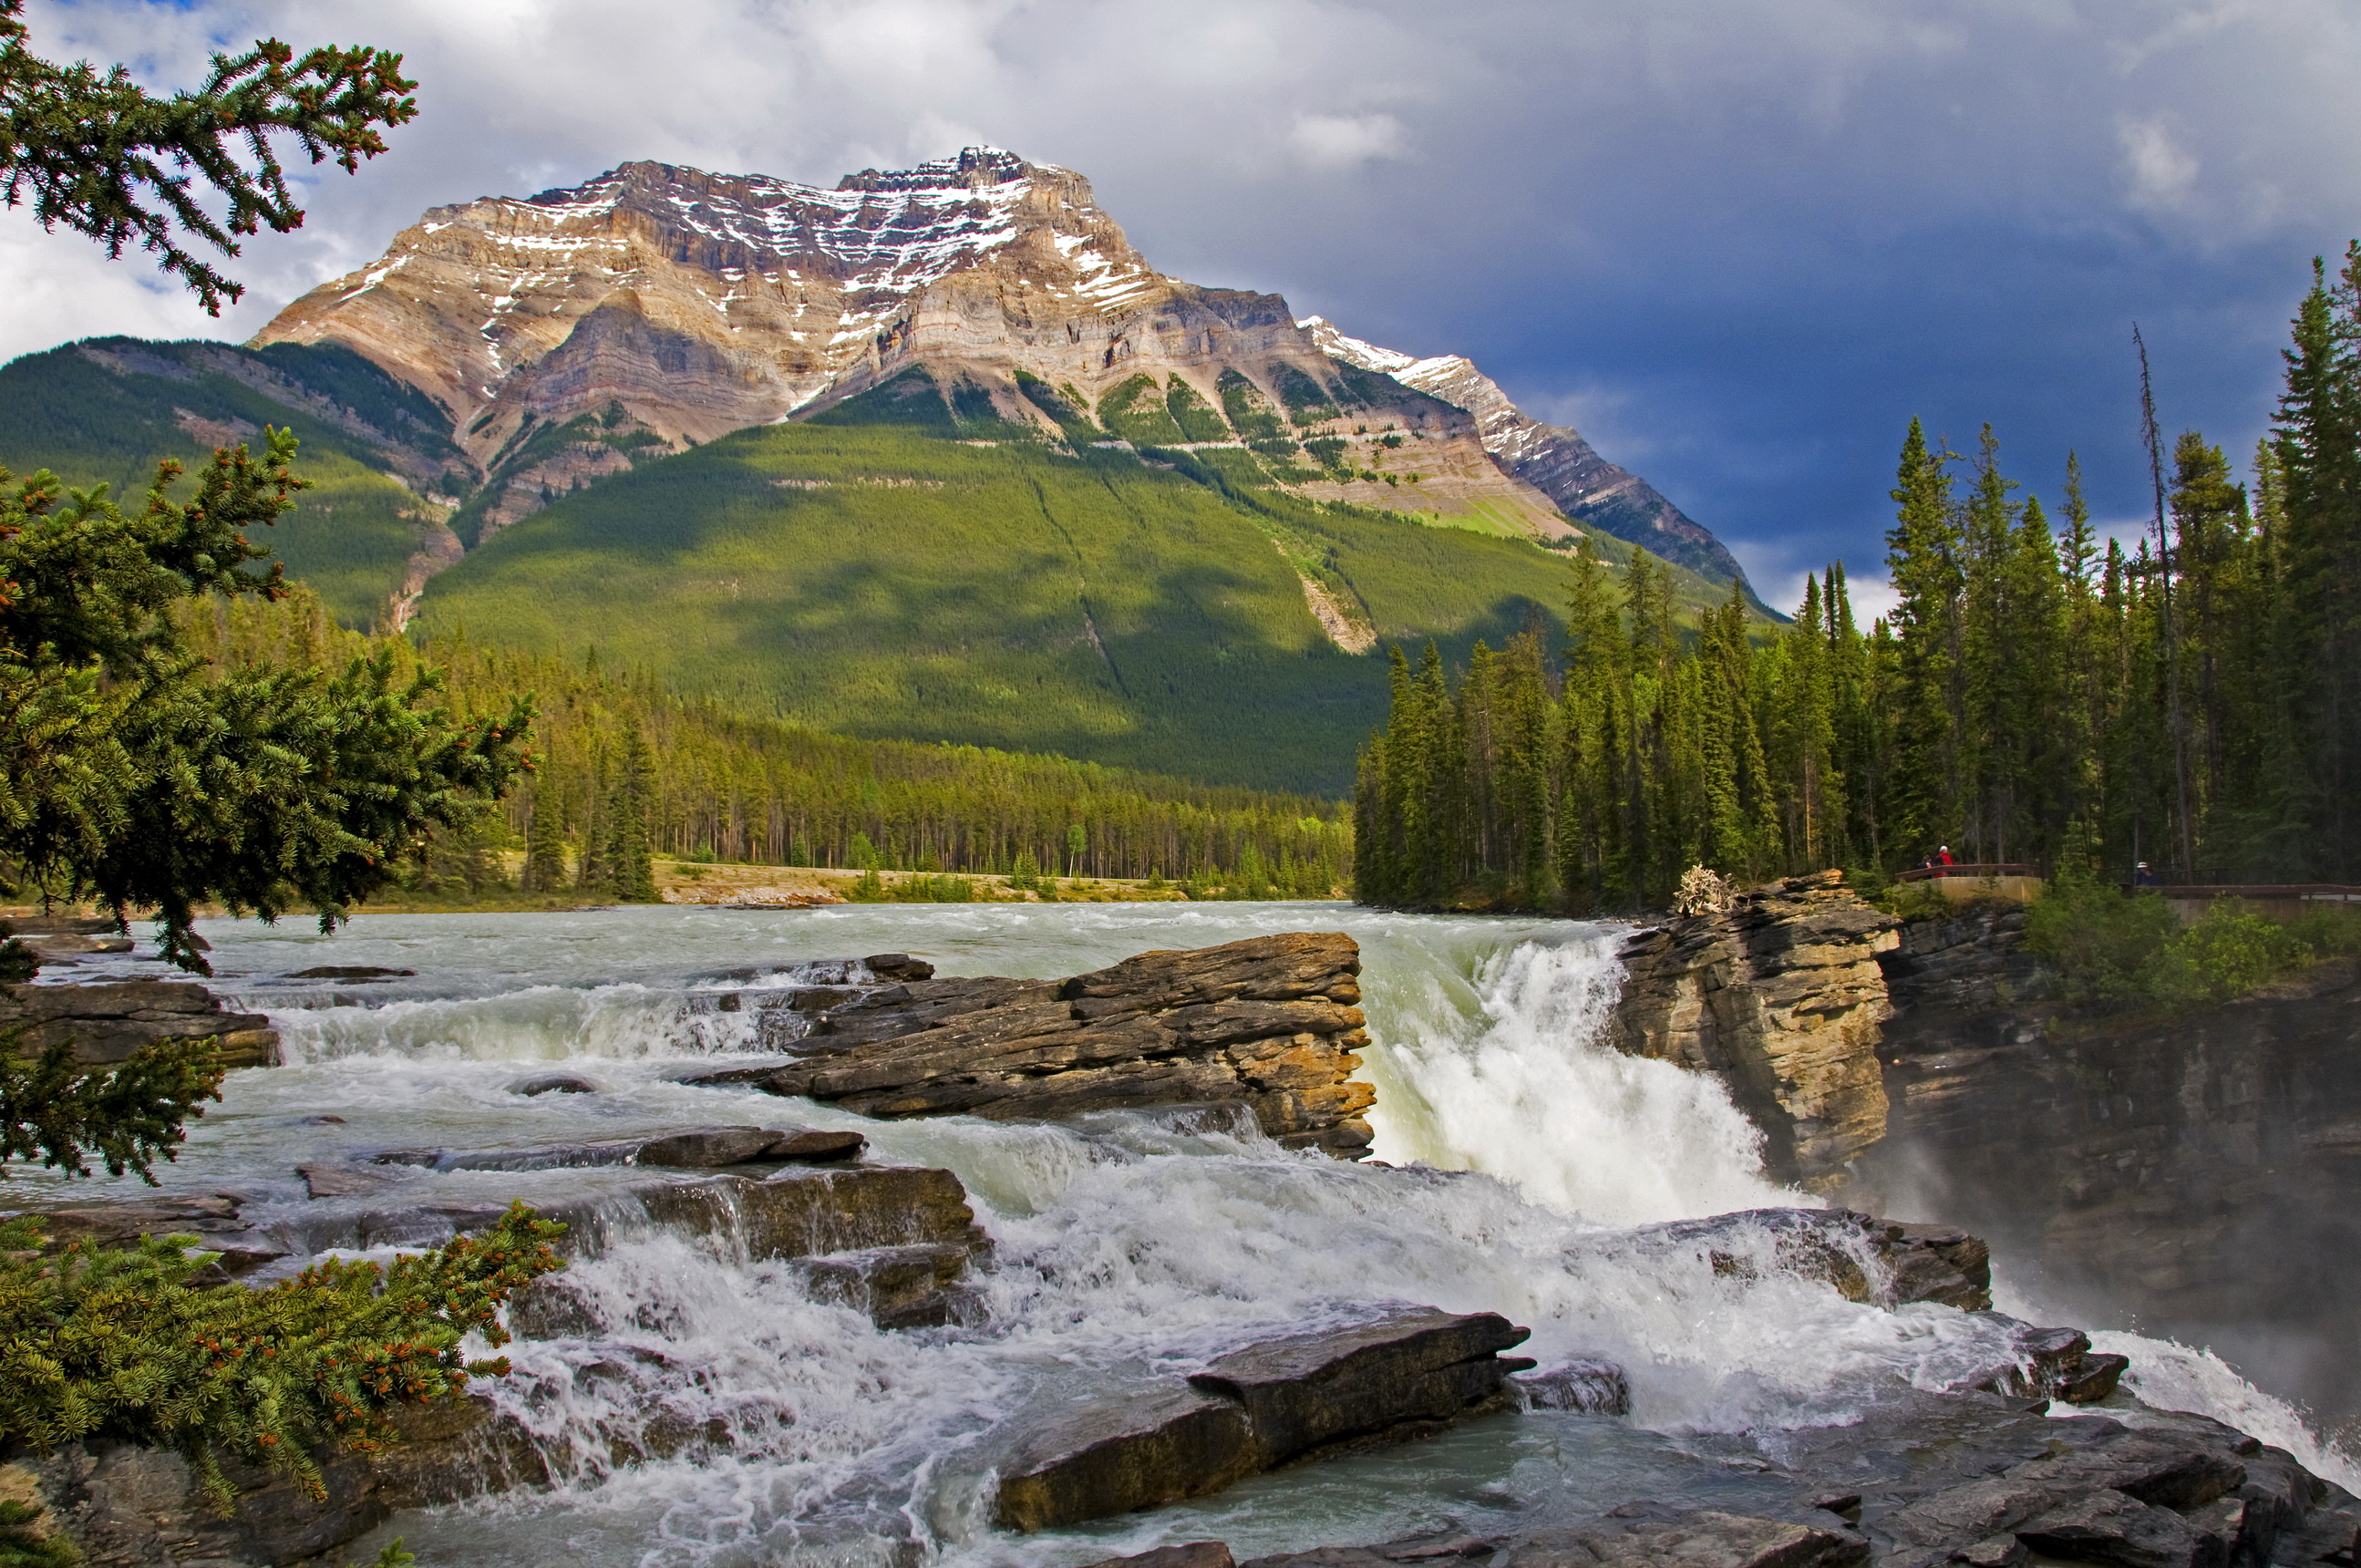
[[40, 903, 2352, 1566], [1360, 928, 1796, 1224]]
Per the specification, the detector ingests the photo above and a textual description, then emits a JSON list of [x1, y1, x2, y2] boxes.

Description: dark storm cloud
[[8, 0, 2356, 616]]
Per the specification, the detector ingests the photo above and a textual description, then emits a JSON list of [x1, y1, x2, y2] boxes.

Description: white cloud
[[1289, 111, 1407, 169], [7, 0, 2361, 579], [2119, 116, 2200, 212]]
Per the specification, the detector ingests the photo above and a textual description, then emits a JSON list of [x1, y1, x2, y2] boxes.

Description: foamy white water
[[35, 903, 2349, 1565], [1364, 930, 1799, 1224]]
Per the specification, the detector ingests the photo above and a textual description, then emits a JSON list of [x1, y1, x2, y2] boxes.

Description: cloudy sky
[[8, 0, 2359, 615]]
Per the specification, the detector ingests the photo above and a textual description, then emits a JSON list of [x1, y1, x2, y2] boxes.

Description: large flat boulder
[[1500, 1508, 1871, 1568], [688, 933, 1377, 1156], [993, 1306, 1532, 1531], [1187, 1307, 1533, 1464], [1613, 1208, 1994, 1312], [995, 1387, 1260, 1532]]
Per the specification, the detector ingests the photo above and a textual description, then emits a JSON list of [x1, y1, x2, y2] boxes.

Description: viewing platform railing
[[1894, 863, 2040, 882]]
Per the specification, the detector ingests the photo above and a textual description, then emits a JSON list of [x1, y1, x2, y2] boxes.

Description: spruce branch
[[0, 0, 418, 313], [0, 1031, 225, 1182], [0, 1203, 564, 1512]]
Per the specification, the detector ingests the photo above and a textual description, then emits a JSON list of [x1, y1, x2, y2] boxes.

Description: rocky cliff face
[[253, 149, 1682, 552], [1302, 316, 1750, 589], [1609, 881, 2361, 1436], [1856, 946, 2361, 1437], [1611, 872, 1898, 1188]]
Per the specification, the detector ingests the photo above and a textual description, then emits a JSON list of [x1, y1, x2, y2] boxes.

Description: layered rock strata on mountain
[[1303, 316, 1748, 588], [993, 1307, 1536, 1530], [1612, 872, 1899, 1188], [250, 150, 1578, 542], [1095, 1397, 2358, 1568], [686, 933, 1379, 1156], [0, 977, 277, 1068]]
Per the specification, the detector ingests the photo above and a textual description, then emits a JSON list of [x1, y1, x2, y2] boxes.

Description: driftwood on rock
[[689, 933, 1378, 1156]]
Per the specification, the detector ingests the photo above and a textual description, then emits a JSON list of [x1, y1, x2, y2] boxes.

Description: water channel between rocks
[[23, 903, 2354, 1568]]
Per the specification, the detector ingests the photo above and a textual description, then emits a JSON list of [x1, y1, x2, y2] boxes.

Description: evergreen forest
[[184, 590, 1355, 901], [1355, 246, 2361, 910]]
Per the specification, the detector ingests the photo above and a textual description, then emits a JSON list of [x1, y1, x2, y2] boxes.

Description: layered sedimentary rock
[[252, 150, 1568, 542], [1856, 942, 2361, 1431], [688, 932, 1379, 1156], [1606, 878, 2361, 1433], [0, 977, 277, 1067], [1612, 872, 1899, 1187]]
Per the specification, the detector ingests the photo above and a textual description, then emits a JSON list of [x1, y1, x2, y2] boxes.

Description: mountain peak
[[835, 145, 1039, 192], [1303, 316, 1749, 590], [247, 150, 1745, 589]]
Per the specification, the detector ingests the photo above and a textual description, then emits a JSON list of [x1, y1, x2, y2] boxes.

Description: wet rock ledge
[[1088, 1395, 2361, 1568], [689, 932, 1378, 1157], [0, 979, 277, 1068]]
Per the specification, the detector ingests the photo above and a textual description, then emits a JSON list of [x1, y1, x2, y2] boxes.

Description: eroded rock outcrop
[[1855, 944, 2361, 1430], [689, 933, 1378, 1156], [1613, 873, 1898, 1187], [0, 978, 277, 1068]]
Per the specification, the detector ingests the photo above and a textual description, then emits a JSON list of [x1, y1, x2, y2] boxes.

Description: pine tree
[[2273, 248, 2361, 876], [521, 788, 569, 892], [1883, 418, 1964, 862], [603, 725, 658, 903]]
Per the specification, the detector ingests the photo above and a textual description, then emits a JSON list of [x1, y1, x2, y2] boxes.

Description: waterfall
[[1360, 927, 1802, 1225]]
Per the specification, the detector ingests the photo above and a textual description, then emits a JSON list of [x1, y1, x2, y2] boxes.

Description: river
[[23, 903, 2350, 1567]]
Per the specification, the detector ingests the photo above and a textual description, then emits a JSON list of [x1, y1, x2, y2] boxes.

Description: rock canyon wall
[[1609, 879, 2361, 1438]]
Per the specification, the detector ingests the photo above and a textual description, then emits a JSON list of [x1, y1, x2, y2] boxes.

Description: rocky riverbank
[[1088, 1394, 2361, 1568], [10, 925, 2356, 1568]]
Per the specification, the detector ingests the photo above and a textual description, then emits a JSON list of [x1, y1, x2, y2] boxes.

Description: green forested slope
[[0, 338, 453, 624], [415, 374, 1724, 792], [182, 589, 1352, 895], [0, 344, 1748, 794]]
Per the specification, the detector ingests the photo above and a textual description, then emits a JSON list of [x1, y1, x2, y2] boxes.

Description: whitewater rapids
[[33, 903, 2348, 1567]]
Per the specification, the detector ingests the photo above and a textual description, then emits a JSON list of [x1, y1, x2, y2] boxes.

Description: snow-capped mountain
[[256, 148, 1740, 583]]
